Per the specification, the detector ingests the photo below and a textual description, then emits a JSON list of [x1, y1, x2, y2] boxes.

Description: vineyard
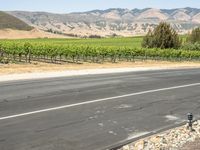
[[0, 39, 200, 64], [5, 37, 143, 48]]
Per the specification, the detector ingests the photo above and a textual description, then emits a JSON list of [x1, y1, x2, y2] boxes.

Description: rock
[[160, 137, 167, 144], [193, 121, 198, 126], [150, 136, 161, 143], [122, 145, 129, 150], [134, 140, 145, 150]]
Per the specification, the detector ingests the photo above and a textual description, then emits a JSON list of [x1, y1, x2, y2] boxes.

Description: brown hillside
[[0, 11, 33, 31], [0, 29, 71, 39]]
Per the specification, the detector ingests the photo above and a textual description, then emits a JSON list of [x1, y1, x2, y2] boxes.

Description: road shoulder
[[119, 120, 200, 150], [0, 61, 200, 82]]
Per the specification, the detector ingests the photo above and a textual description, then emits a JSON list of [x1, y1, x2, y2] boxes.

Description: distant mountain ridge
[[7, 7, 200, 37]]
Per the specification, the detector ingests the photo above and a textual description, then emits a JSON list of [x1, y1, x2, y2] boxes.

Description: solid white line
[[0, 82, 200, 121]]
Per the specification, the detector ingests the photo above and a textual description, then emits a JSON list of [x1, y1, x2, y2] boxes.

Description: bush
[[142, 29, 154, 48], [182, 42, 200, 51], [187, 27, 200, 44], [142, 22, 181, 49], [88, 35, 102, 38]]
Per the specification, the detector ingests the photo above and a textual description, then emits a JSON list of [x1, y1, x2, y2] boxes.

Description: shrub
[[187, 27, 200, 44], [142, 22, 181, 49], [182, 42, 200, 51]]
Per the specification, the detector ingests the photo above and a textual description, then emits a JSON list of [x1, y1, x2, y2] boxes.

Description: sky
[[1, 0, 200, 13]]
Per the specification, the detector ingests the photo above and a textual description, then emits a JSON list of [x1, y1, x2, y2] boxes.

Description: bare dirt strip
[[1, 61, 200, 75]]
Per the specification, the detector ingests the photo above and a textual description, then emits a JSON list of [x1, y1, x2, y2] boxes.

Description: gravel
[[181, 138, 200, 150], [119, 120, 200, 150]]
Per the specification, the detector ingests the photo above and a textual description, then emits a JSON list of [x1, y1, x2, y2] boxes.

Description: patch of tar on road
[[95, 110, 105, 114], [94, 106, 106, 116], [95, 106, 107, 110], [0, 139, 6, 143], [121, 126, 135, 132], [109, 120, 118, 124], [165, 115, 179, 121], [89, 115, 98, 120], [108, 130, 117, 136], [88, 107, 106, 121], [2, 99, 8, 102], [114, 104, 133, 109], [98, 123, 104, 127]]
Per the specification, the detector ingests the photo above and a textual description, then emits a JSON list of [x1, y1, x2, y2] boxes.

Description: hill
[[0, 11, 33, 31], [0, 11, 72, 39], [7, 7, 200, 37], [0, 28, 71, 39]]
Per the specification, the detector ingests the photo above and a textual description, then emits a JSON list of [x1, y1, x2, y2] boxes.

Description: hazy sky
[[1, 0, 200, 13]]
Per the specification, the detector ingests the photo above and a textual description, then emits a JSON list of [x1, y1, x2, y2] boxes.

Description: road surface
[[0, 68, 200, 150]]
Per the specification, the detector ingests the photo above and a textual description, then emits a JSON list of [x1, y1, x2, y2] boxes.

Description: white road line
[[0, 82, 200, 121]]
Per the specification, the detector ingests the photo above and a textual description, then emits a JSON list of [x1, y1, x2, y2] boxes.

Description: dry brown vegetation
[[0, 29, 70, 39]]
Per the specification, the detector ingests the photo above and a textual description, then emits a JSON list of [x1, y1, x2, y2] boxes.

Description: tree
[[142, 22, 181, 49], [187, 27, 200, 44], [142, 29, 154, 48]]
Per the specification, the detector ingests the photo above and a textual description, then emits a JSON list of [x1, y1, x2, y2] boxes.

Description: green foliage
[[182, 42, 200, 51], [0, 11, 33, 31], [142, 22, 181, 49], [142, 29, 153, 48], [187, 27, 200, 44], [0, 40, 199, 64], [3, 37, 143, 48]]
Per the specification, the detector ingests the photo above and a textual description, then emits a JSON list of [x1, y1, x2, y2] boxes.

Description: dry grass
[[0, 29, 70, 39], [0, 60, 200, 75]]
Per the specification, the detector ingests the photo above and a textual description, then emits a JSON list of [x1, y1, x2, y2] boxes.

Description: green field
[[3, 37, 143, 48], [3, 35, 188, 48]]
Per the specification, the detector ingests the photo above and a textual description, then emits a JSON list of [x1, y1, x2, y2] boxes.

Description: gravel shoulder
[[181, 138, 200, 150], [119, 121, 200, 150]]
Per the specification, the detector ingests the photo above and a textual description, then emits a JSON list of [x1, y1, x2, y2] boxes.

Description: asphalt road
[[0, 68, 200, 150]]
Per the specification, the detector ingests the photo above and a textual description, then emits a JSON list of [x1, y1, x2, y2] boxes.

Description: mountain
[[6, 7, 200, 37], [0, 11, 33, 31]]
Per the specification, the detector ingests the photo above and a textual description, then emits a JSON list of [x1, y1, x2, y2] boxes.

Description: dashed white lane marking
[[0, 82, 200, 121]]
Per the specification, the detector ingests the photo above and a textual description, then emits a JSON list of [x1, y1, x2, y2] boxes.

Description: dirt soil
[[0, 61, 200, 75]]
